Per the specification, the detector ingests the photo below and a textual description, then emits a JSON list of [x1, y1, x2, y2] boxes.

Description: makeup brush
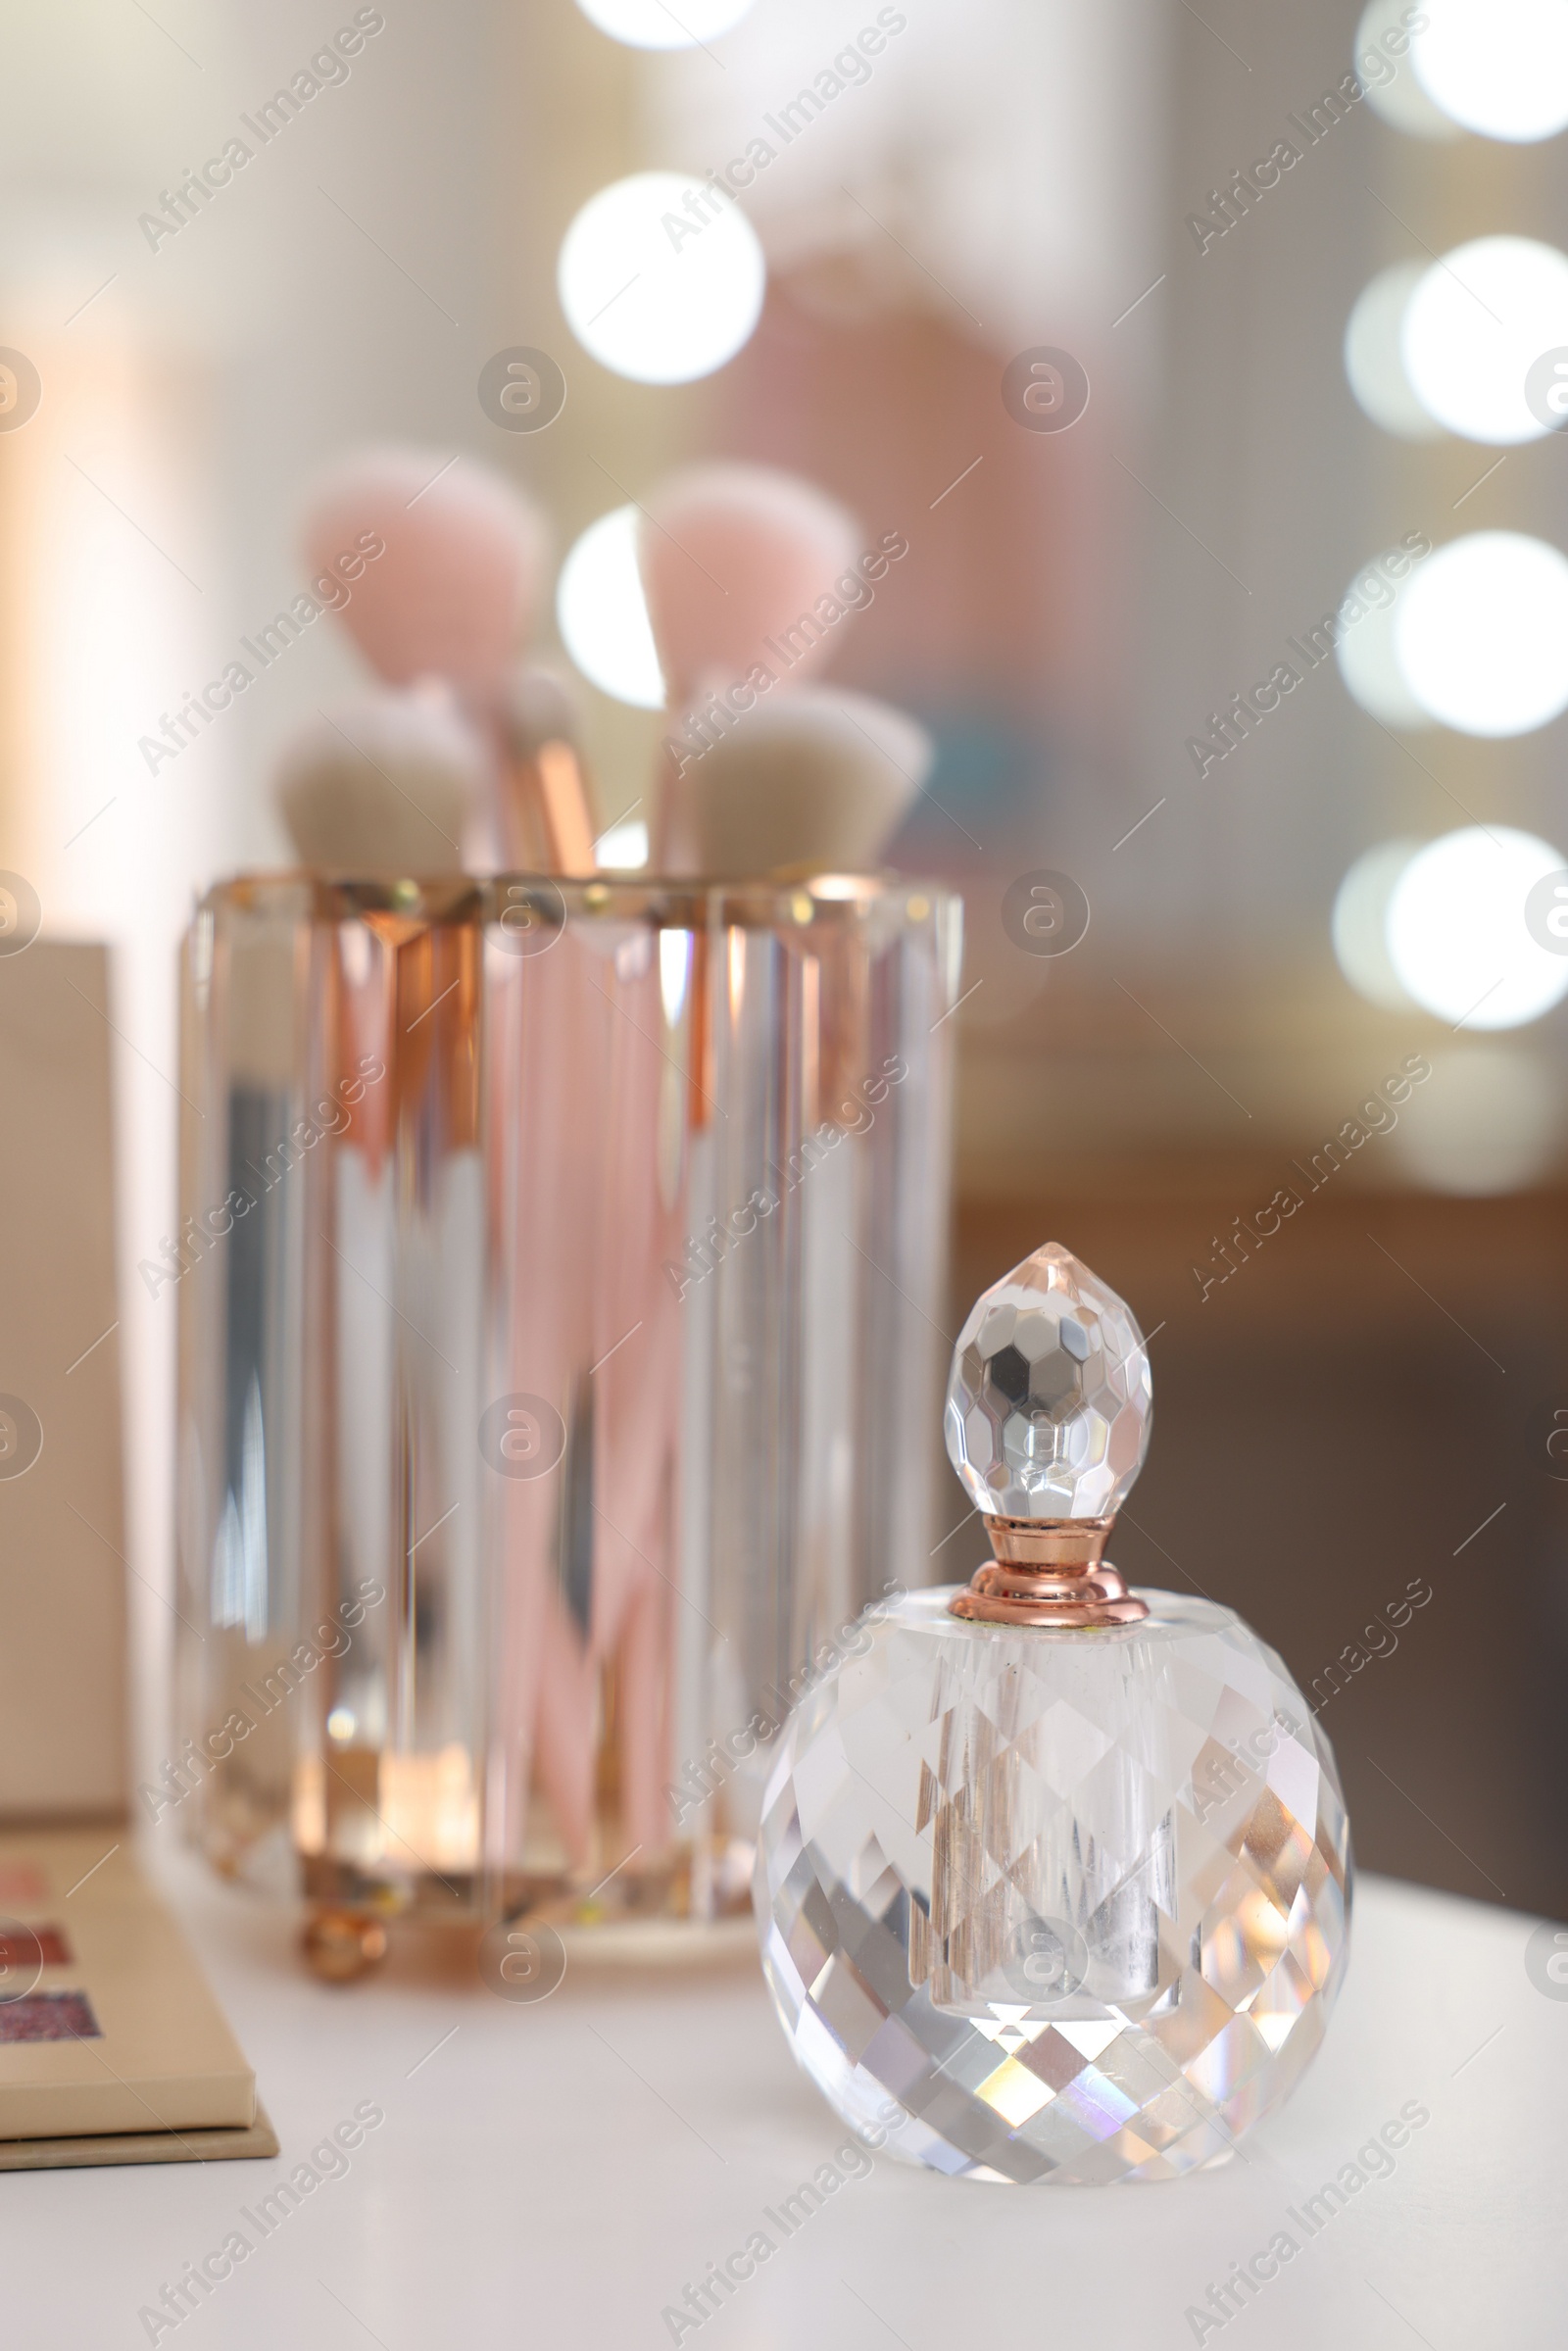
[[638, 463, 863, 870], [273, 689, 487, 877], [675, 686, 932, 879], [638, 474, 927, 1811], [300, 447, 597, 876], [299, 462, 610, 1884]]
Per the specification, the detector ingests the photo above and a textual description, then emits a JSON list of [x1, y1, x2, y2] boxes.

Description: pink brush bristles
[[638, 461, 862, 711], [301, 445, 550, 696]]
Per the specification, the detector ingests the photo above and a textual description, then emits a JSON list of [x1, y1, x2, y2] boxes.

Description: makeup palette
[[0, 1831, 273, 2167]]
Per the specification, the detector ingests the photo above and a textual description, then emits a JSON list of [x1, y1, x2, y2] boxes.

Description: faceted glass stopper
[[944, 1243, 1152, 1521]]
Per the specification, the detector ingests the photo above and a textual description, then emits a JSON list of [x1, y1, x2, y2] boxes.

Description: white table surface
[[3, 1851, 1561, 2350]]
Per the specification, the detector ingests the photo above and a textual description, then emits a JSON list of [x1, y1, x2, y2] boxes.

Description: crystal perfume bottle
[[756, 1243, 1351, 2183]]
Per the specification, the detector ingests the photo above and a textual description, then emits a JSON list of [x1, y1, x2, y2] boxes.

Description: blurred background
[[0, 0, 1564, 1915]]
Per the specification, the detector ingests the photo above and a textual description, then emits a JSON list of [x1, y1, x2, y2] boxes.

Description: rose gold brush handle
[[493, 669, 599, 879], [534, 741, 598, 877], [494, 738, 599, 878]]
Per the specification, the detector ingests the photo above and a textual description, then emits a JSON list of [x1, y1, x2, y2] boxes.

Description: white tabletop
[[4, 1852, 1561, 2350]]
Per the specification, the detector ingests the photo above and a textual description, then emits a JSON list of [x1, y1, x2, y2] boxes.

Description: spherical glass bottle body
[[756, 1588, 1351, 2184]]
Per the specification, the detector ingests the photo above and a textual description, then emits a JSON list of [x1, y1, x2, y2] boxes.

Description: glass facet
[[944, 1242, 1152, 1521], [756, 1588, 1351, 2182]]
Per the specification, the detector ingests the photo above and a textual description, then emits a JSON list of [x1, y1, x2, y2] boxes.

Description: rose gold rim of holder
[[948, 1516, 1149, 1628]]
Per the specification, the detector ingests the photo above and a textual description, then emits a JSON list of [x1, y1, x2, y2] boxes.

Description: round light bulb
[[575, 0, 755, 45], [1332, 840, 1422, 1008], [1411, 0, 1568, 142], [1336, 548, 1437, 728], [1387, 824, 1568, 1028], [1355, 0, 1467, 136], [558, 171, 766, 384], [1395, 531, 1568, 737], [556, 507, 666, 710], [1401, 235, 1568, 444], [1345, 263, 1446, 440]]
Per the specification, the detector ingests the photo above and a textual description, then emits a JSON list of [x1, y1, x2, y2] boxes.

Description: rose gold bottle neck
[[948, 1515, 1149, 1627]]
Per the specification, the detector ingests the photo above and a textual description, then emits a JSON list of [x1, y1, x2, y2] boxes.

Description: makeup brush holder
[[172, 872, 959, 1975]]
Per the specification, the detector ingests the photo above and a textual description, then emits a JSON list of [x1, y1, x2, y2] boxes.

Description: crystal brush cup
[[171, 873, 956, 1974], [755, 1243, 1351, 2183]]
